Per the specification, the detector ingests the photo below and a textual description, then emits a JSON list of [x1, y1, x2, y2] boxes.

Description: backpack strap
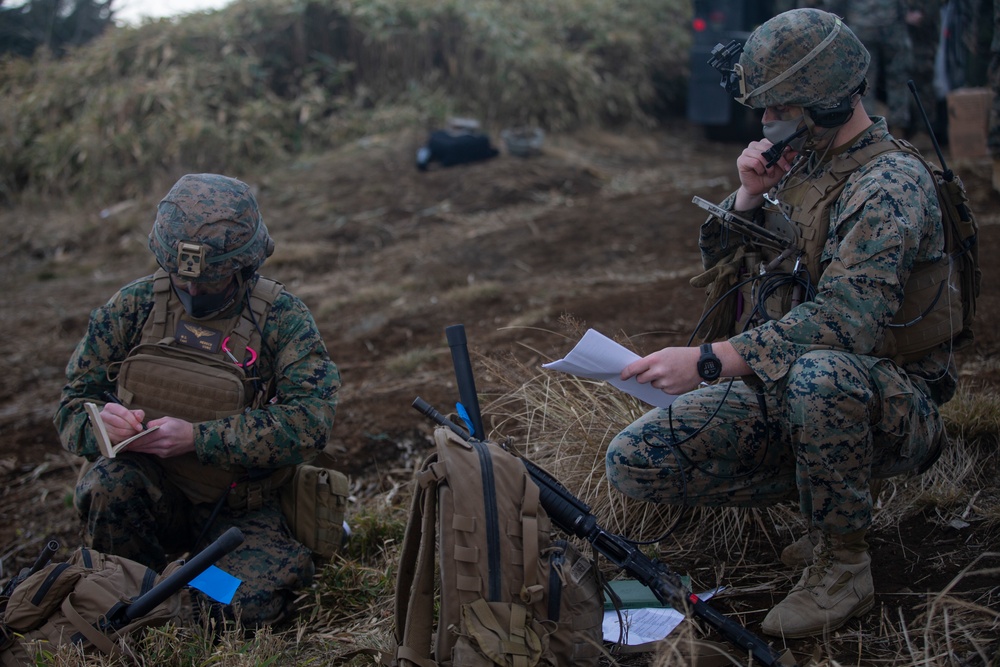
[[149, 270, 173, 342], [225, 276, 283, 366], [393, 455, 444, 667], [519, 472, 544, 605], [465, 598, 535, 667], [59, 594, 121, 657]]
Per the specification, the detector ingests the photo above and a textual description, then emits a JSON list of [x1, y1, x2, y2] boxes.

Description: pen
[[102, 391, 123, 405], [102, 391, 148, 429]]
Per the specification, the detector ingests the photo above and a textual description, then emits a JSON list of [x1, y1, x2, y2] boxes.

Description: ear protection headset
[[808, 79, 868, 128]]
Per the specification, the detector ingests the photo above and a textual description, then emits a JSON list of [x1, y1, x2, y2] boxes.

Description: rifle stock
[[417, 323, 796, 667]]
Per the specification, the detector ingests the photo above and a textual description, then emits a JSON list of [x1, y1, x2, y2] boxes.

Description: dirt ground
[[1, 120, 998, 660]]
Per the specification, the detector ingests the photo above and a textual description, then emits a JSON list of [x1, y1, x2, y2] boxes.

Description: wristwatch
[[696, 343, 722, 382]]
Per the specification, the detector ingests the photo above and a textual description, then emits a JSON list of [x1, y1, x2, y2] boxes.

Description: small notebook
[[84, 401, 160, 458]]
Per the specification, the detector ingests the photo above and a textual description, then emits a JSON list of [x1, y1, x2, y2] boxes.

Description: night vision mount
[[709, 40, 745, 100]]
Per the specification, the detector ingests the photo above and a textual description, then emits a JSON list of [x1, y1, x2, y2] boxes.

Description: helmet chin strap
[[800, 110, 847, 153]]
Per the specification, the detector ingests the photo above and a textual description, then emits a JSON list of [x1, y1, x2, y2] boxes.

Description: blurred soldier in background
[[906, 1, 943, 135], [844, 0, 916, 134]]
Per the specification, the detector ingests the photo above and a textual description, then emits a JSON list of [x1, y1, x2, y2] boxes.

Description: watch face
[[698, 345, 721, 380]]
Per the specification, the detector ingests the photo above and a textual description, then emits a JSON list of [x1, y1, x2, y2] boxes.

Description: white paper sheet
[[542, 329, 676, 408], [602, 588, 720, 646]]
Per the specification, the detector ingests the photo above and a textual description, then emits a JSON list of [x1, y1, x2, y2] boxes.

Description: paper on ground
[[542, 329, 676, 408], [602, 588, 720, 646]]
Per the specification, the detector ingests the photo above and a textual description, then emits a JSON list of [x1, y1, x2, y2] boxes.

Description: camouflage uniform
[[906, 0, 942, 130], [607, 118, 954, 538], [54, 175, 341, 626], [989, 0, 1000, 160], [846, 0, 915, 130]]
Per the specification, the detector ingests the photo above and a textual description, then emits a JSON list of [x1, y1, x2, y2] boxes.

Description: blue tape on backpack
[[456, 403, 475, 438]]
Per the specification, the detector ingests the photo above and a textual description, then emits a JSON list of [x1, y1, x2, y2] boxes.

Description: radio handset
[[762, 126, 807, 168]]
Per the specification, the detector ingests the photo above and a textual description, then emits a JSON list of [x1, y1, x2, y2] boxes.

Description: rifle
[[414, 324, 796, 667]]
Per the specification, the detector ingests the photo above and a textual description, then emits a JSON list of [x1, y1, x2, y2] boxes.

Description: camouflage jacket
[[701, 118, 958, 404], [844, 0, 906, 28], [54, 275, 341, 468]]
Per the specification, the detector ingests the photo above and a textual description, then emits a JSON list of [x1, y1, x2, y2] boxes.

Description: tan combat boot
[[762, 530, 874, 638], [781, 484, 882, 568]]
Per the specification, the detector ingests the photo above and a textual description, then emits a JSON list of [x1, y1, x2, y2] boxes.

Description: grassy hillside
[[0, 0, 691, 202]]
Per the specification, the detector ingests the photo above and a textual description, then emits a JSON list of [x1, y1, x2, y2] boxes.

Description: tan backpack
[[0, 548, 194, 664], [392, 426, 605, 667]]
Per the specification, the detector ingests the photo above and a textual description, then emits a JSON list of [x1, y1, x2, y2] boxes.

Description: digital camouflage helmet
[[149, 173, 274, 283], [726, 9, 870, 112]]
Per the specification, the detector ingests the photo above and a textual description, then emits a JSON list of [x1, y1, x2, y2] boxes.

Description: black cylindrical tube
[[27, 539, 60, 575], [124, 526, 244, 622], [445, 324, 486, 439]]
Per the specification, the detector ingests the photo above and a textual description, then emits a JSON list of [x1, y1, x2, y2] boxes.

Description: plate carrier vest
[[110, 269, 292, 508], [732, 138, 968, 364]]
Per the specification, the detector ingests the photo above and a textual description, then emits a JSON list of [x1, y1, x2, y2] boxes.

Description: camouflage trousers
[[855, 24, 914, 130], [989, 51, 1000, 158], [606, 351, 945, 536], [74, 454, 313, 626]]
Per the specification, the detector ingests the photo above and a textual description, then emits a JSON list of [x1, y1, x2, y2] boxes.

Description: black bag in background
[[416, 129, 499, 170]]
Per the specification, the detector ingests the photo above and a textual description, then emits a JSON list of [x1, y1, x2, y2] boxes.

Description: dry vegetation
[[2, 0, 999, 665], [0, 0, 688, 203]]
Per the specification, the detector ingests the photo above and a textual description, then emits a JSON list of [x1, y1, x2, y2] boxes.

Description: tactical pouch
[[279, 464, 350, 559], [111, 341, 255, 505], [112, 342, 247, 423], [451, 599, 546, 667]]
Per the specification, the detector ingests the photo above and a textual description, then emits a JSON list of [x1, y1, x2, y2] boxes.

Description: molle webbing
[[392, 427, 604, 666]]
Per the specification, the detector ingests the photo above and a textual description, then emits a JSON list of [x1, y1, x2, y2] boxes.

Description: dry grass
[[1, 0, 691, 203], [10, 362, 997, 665], [473, 332, 1000, 666]]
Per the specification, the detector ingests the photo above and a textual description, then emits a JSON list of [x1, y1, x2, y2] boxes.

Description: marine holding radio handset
[[607, 8, 955, 641]]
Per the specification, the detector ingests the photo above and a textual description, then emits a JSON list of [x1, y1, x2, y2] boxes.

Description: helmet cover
[[738, 9, 869, 110], [149, 173, 273, 282]]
